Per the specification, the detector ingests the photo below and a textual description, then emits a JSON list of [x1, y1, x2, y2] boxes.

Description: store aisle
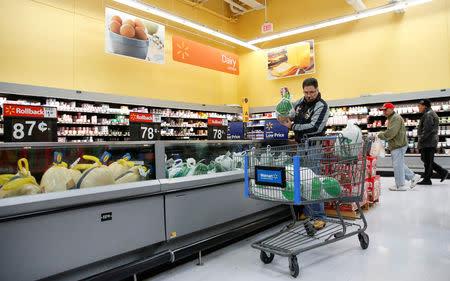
[[147, 177, 450, 281]]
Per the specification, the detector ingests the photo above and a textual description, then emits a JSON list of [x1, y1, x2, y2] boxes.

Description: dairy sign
[[264, 119, 288, 140], [172, 36, 239, 75], [3, 104, 57, 142], [129, 112, 161, 141]]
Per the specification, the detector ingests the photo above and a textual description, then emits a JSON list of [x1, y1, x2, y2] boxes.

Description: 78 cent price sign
[[3, 104, 57, 142], [129, 112, 161, 141], [207, 118, 228, 140]]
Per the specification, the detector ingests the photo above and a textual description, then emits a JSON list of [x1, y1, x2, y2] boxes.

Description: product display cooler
[[0, 139, 290, 281]]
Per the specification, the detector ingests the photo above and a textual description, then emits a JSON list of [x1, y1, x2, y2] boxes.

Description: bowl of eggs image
[[108, 15, 156, 60]]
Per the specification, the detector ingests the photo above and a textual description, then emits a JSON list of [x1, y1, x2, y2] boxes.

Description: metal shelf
[[57, 109, 129, 115], [58, 122, 129, 126]]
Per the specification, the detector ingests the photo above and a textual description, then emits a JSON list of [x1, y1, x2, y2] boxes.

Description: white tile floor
[[147, 177, 450, 281]]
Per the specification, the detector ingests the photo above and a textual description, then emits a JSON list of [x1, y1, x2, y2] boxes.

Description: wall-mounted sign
[[129, 112, 161, 141], [267, 40, 315, 80], [207, 118, 228, 140], [172, 36, 239, 75], [3, 104, 57, 142], [264, 119, 288, 140], [105, 8, 165, 64]]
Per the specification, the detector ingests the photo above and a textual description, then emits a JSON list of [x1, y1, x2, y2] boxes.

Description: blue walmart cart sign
[[264, 119, 288, 140], [228, 122, 245, 140], [255, 166, 286, 188]]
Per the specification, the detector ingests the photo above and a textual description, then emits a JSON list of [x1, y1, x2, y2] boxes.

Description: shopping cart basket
[[241, 135, 370, 278]]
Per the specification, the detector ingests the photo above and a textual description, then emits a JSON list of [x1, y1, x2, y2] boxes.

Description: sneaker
[[410, 174, 421, 189], [313, 220, 326, 230], [440, 170, 449, 182], [417, 180, 432, 185], [389, 186, 408, 191]]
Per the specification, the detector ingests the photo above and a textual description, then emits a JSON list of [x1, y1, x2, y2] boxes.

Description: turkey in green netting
[[276, 87, 295, 117]]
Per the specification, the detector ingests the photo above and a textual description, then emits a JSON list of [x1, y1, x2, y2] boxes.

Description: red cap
[[379, 103, 395, 111]]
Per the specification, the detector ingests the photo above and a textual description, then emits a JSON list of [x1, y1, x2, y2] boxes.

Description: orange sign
[[172, 36, 239, 75]]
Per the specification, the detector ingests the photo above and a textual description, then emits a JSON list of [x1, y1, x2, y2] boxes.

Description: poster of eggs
[[105, 8, 165, 64]]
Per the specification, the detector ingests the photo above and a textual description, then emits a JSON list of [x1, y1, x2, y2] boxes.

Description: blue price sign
[[228, 122, 245, 140], [264, 119, 288, 140]]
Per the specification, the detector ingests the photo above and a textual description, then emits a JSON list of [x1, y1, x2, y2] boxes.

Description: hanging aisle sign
[[3, 104, 57, 142], [242, 97, 250, 122], [129, 112, 161, 141], [207, 118, 228, 140], [172, 36, 239, 75], [264, 119, 288, 140]]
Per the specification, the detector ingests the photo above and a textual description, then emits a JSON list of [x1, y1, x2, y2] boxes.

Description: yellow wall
[[0, 0, 449, 108], [236, 0, 450, 107], [0, 0, 239, 106]]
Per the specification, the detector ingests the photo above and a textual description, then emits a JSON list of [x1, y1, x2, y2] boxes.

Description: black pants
[[420, 147, 447, 181]]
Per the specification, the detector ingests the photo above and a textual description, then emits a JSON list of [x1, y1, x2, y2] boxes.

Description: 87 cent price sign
[[129, 112, 161, 141], [207, 118, 228, 140], [3, 104, 57, 142]]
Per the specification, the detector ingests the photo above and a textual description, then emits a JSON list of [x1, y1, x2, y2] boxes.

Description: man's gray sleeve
[[291, 101, 329, 135]]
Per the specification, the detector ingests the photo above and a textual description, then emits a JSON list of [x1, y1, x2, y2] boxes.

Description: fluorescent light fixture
[[111, 0, 260, 50], [248, 0, 432, 45]]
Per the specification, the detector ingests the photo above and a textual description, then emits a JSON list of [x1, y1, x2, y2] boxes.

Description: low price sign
[[3, 104, 57, 142], [264, 119, 288, 140], [207, 118, 228, 140], [228, 121, 245, 140], [129, 112, 161, 141]]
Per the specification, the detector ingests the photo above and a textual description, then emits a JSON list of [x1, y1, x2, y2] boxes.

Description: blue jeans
[[297, 143, 326, 219], [391, 146, 415, 187]]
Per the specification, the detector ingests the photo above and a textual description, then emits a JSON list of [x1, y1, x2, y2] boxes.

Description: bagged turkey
[[40, 152, 77, 193], [108, 153, 134, 179], [0, 158, 41, 198], [276, 87, 295, 118], [115, 165, 150, 184], [75, 152, 115, 189]]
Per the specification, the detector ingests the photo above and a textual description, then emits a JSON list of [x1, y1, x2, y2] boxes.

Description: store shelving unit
[[0, 82, 240, 143]]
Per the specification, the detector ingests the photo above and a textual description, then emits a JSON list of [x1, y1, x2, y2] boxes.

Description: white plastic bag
[[341, 120, 362, 144], [370, 137, 386, 158]]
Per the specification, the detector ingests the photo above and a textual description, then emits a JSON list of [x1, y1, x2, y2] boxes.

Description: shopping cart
[[241, 134, 370, 278]]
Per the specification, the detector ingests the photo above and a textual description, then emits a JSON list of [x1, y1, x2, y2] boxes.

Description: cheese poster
[[267, 40, 315, 80]]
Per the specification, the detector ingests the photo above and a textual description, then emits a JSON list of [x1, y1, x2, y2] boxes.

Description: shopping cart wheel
[[303, 221, 316, 237], [358, 232, 369, 249], [289, 256, 299, 278], [260, 251, 275, 264]]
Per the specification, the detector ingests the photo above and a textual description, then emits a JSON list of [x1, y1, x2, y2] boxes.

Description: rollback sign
[[3, 104, 57, 142], [207, 118, 228, 140], [129, 112, 161, 141]]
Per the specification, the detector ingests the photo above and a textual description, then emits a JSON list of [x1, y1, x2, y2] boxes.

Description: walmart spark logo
[[4, 105, 13, 115], [266, 121, 273, 131], [176, 41, 190, 59]]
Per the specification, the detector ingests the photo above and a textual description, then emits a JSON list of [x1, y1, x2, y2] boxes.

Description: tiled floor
[[147, 177, 450, 281]]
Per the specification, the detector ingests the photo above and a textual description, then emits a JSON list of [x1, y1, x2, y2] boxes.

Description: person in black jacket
[[417, 99, 448, 185], [278, 78, 329, 229]]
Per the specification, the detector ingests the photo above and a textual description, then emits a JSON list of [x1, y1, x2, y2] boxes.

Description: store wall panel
[[237, 0, 450, 107], [0, 0, 239, 106], [0, 196, 165, 281]]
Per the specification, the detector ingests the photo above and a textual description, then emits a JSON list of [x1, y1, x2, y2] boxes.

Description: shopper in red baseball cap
[[378, 103, 421, 191], [379, 103, 395, 110]]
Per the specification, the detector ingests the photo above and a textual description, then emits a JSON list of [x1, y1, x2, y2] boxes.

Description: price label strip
[[207, 118, 228, 140], [3, 104, 58, 142], [129, 112, 161, 141]]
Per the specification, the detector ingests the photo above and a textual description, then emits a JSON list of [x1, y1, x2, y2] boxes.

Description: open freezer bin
[[0, 141, 165, 281]]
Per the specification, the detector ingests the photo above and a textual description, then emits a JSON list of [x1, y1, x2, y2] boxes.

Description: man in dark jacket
[[278, 78, 329, 229], [417, 99, 448, 185]]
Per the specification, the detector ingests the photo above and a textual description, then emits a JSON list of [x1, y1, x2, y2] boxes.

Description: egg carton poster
[[267, 40, 315, 80], [105, 8, 165, 64]]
